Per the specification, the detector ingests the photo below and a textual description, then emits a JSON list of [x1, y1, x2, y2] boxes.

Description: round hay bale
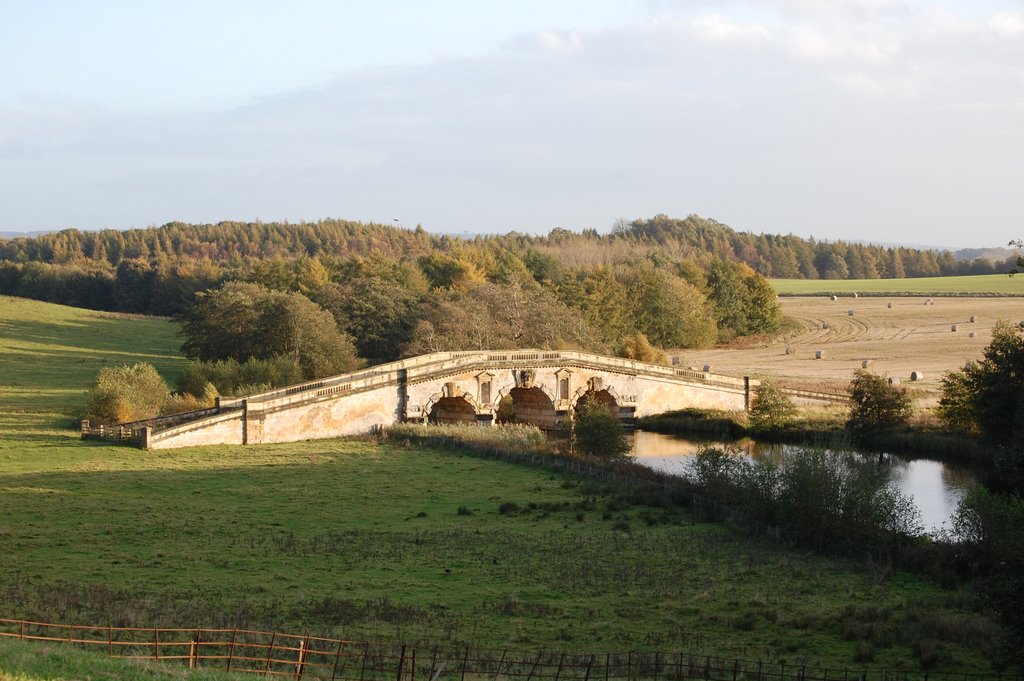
[[702, 364, 713, 373], [887, 302, 893, 309], [888, 377, 901, 386], [951, 324, 959, 332], [861, 359, 873, 368], [969, 331, 977, 338], [848, 309, 855, 316], [822, 321, 830, 329], [785, 346, 796, 355], [910, 371, 924, 381], [830, 295, 838, 301], [815, 350, 826, 360], [1018, 321, 1024, 330], [969, 315, 977, 323]]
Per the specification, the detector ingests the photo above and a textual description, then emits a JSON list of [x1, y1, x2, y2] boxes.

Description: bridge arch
[[574, 388, 620, 418], [422, 382, 481, 425], [494, 385, 559, 430]]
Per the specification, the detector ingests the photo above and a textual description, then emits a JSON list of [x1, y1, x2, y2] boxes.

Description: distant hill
[[0, 230, 55, 239], [953, 246, 1016, 263]]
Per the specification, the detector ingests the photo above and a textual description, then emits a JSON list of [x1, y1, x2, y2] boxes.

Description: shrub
[[953, 486, 1024, 663], [846, 370, 912, 437], [748, 380, 797, 430], [84, 363, 170, 425], [573, 395, 630, 458], [615, 333, 667, 364], [935, 366, 978, 432], [161, 382, 219, 416], [179, 356, 303, 397]]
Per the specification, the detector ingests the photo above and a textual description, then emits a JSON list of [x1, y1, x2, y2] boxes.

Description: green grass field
[[770, 274, 1024, 296], [0, 296, 1008, 673]]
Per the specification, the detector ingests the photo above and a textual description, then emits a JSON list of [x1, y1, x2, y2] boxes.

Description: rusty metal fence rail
[[0, 619, 1017, 681]]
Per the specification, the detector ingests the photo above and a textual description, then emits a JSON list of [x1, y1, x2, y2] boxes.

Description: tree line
[[0, 217, 787, 369], [0, 215, 1015, 296]]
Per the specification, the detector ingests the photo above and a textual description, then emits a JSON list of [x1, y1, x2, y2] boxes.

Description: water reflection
[[629, 430, 975, 532]]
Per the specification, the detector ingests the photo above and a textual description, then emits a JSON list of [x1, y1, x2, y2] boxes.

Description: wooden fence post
[[359, 642, 370, 681], [295, 636, 308, 679], [331, 639, 345, 681], [106, 625, 111, 657], [264, 632, 277, 675], [227, 629, 238, 672], [396, 644, 407, 681], [154, 628, 159, 660], [526, 651, 542, 681]]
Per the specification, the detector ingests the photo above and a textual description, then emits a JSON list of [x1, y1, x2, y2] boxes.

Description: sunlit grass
[[770, 274, 1024, 296], [0, 296, 1007, 671]]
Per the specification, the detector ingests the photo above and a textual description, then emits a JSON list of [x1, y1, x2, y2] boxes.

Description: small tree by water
[[846, 369, 911, 438], [748, 380, 797, 430], [573, 396, 630, 458]]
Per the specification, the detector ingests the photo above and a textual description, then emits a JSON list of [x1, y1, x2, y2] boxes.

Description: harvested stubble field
[[688, 296, 1024, 401]]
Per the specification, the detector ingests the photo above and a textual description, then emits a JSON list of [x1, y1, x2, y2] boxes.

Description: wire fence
[[0, 619, 1017, 681]]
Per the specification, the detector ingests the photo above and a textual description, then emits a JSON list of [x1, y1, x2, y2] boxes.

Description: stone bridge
[[106, 350, 758, 450]]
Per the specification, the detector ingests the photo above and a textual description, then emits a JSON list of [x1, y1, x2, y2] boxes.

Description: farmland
[[770, 274, 1024, 296], [0, 295, 1012, 672], [686, 296, 1024, 401]]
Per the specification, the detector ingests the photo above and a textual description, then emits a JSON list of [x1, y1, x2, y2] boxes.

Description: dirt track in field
[[683, 296, 1024, 397]]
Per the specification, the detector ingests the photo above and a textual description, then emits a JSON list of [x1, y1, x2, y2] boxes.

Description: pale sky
[[1, 0, 1022, 248]]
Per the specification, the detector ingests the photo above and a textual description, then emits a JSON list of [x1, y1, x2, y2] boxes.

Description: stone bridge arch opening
[[428, 396, 478, 424], [575, 388, 619, 418], [496, 387, 559, 430]]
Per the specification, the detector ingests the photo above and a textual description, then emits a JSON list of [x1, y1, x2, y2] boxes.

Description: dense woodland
[[0, 214, 1015, 375]]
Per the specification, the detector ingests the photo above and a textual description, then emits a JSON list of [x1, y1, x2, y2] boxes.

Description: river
[[628, 430, 978, 533]]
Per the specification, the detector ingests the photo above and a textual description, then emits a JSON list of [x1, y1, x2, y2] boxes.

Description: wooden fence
[[0, 619, 1016, 681]]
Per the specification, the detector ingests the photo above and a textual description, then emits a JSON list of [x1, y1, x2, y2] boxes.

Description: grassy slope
[[0, 296, 1004, 672], [770, 274, 1024, 296], [0, 638, 242, 681]]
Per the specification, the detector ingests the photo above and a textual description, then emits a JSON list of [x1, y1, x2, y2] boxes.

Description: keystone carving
[[515, 369, 536, 388]]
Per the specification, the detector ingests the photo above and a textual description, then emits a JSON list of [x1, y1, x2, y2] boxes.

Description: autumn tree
[[180, 282, 360, 380], [84, 362, 169, 425]]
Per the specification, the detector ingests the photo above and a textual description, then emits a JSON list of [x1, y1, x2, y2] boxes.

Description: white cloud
[[988, 11, 1024, 35], [690, 14, 770, 41]]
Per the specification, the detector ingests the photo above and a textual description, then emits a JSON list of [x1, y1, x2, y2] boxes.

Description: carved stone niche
[[476, 371, 494, 405], [515, 369, 536, 389], [555, 368, 572, 402]]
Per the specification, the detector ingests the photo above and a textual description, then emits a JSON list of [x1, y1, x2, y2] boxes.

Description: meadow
[[0, 295, 1009, 673], [769, 274, 1024, 296]]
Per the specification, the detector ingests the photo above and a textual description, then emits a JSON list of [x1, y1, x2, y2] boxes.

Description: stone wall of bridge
[[139, 350, 754, 450]]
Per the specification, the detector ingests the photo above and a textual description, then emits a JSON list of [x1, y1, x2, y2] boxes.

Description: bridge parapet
[[124, 350, 771, 449]]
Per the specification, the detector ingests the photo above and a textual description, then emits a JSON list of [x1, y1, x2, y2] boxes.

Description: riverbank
[[636, 409, 996, 468]]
